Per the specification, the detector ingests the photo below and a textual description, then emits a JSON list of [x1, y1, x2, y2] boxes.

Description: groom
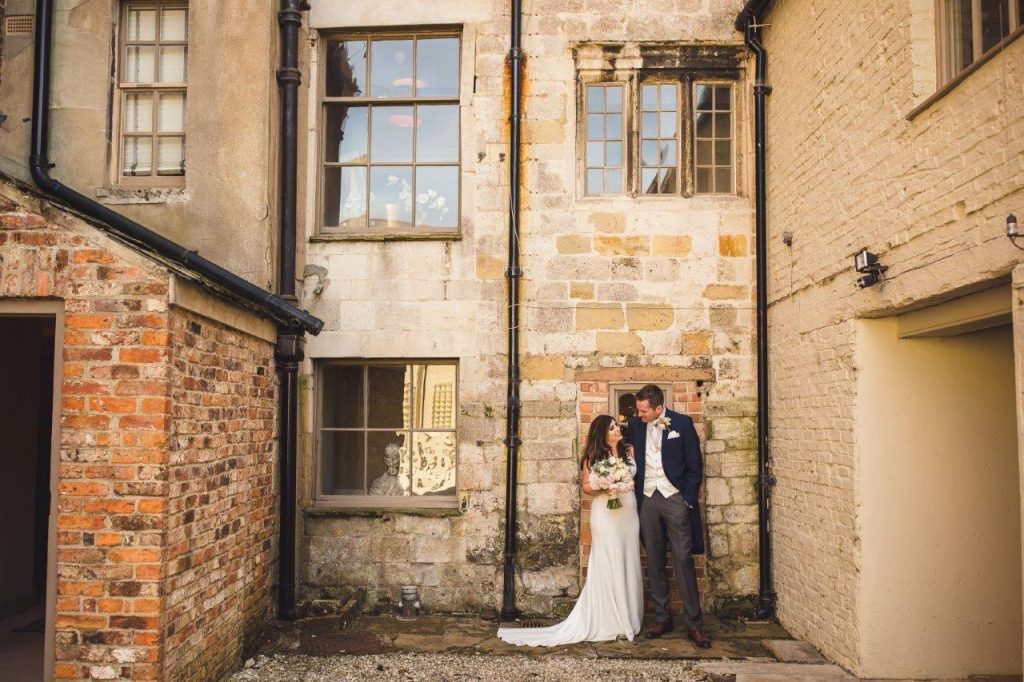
[[628, 384, 711, 648]]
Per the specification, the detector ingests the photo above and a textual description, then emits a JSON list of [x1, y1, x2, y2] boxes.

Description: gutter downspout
[[736, 6, 777, 620], [275, 0, 309, 622], [28, 0, 322, 337], [500, 0, 524, 622]]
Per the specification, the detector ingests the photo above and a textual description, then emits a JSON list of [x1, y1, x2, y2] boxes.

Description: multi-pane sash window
[[318, 361, 457, 505], [581, 78, 734, 197], [694, 83, 733, 194], [320, 33, 461, 235], [118, 2, 188, 182], [940, 0, 1023, 83]]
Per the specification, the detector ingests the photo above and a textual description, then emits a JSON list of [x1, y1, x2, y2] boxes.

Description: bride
[[497, 414, 644, 645]]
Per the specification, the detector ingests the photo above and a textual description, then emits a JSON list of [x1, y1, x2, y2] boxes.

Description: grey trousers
[[639, 490, 702, 629]]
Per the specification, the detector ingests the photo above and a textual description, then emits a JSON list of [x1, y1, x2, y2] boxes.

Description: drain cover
[[307, 632, 387, 655]]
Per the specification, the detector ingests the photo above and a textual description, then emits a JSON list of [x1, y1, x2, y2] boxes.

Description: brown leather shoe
[[645, 621, 674, 639], [687, 628, 712, 648]]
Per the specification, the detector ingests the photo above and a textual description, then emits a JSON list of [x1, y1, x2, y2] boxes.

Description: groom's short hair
[[635, 384, 664, 407]]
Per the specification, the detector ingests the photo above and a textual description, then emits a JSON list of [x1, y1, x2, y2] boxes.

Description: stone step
[[698, 661, 856, 682]]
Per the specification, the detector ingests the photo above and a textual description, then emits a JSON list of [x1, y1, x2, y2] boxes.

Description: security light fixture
[[1008, 214, 1023, 251], [854, 248, 888, 288]]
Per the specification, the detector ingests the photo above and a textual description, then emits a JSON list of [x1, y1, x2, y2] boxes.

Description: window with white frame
[[117, 2, 188, 183], [319, 31, 461, 236], [578, 44, 740, 198], [938, 0, 1023, 84], [317, 361, 458, 506]]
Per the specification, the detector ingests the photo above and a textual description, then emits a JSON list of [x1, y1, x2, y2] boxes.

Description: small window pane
[[410, 431, 456, 496], [605, 141, 622, 166], [416, 38, 459, 97], [660, 84, 677, 107], [160, 8, 187, 41], [695, 84, 713, 110], [714, 140, 731, 165], [122, 137, 152, 176], [980, 0, 1010, 52], [586, 141, 604, 166], [714, 85, 731, 108], [605, 169, 622, 193], [126, 9, 156, 41], [605, 113, 622, 138], [416, 364, 457, 429], [641, 112, 658, 138], [323, 167, 370, 228], [695, 111, 712, 138], [367, 433, 409, 496], [586, 86, 604, 113], [714, 113, 731, 135], [696, 167, 712, 193], [123, 93, 153, 133], [325, 105, 368, 164], [415, 166, 458, 229], [369, 167, 413, 230], [321, 431, 365, 495], [659, 111, 677, 137], [325, 40, 367, 97], [586, 169, 603, 194], [696, 140, 713, 165], [370, 39, 414, 98], [322, 365, 364, 427], [156, 137, 184, 175], [159, 45, 187, 82], [660, 141, 677, 165], [416, 105, 459, 163], [125, 46, 156, 82], [370, 106, 414, 162], [605, 85, 622, 111], [368, 365, 410, 428], [586, 113, 603, 140], [943, 0, 974, 77], [641, 140, 659, 166], [715, 168, 732, 193], [157, 93, 185, 133], [641, 168, 658, 194], [642, 85, 658, 111]]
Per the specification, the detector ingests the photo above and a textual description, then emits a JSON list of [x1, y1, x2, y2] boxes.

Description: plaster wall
[[856, 318, 1020, 678], [0, 0, 279, 285], [759, 0, 1024, 671], [299, 0, 759, 615]]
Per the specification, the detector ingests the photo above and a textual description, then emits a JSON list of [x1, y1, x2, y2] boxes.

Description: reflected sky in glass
[[325, 105, 368, 163], [416, 38, 459, 97], [326, 40, 366, 97], [370, 40, 413, 98], [370, 106, 414, 162], [416, 105, 459, 162]]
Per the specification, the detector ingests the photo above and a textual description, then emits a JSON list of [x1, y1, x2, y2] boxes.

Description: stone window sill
[[95, 187, 190, 205], [310, 232, 462, 243], [305, 502, 461, 518]]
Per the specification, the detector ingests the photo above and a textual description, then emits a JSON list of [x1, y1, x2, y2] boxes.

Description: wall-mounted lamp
[[1007, 214, 1023, 251], [854, 248, 888, 288]]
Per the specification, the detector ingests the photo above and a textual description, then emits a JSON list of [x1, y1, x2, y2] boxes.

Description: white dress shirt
[[643, 421, 680, 498]]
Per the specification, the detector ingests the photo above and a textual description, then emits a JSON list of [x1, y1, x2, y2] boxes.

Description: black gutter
[[500, 0, 524, 622], [274, 0, 310, 621], [28, 0, 323, 336], [736, 1, 777, 619]]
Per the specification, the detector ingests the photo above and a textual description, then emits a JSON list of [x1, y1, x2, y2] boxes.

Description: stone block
[[596, 331, 643, 354], [570, 281, 594, 299], [589, 211, 626, 233], [705, 477, 731, 506], [522, 354, 566, 380], [594, 236, 650, 256], [704, 284, 749, 300], [576, 304, 624, 330], [556, 234, 591, 254], [476, 254, 504, 279], [682, 331, 711, 355], [626, 304, 673, 330], [718, 234, 748, 256], [652, 235, 692, 256]]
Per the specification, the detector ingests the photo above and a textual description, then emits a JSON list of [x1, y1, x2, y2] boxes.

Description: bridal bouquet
[[590, 455, 635, 509]]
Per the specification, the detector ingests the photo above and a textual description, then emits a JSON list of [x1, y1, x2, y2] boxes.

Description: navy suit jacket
[[629, 408, 705, 555]]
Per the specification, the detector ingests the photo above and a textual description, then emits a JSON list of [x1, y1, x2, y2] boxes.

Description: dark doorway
[[0, 315, 56, 680]]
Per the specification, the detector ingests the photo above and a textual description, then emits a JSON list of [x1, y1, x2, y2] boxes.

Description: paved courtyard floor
[[228, 613, 862, 681]]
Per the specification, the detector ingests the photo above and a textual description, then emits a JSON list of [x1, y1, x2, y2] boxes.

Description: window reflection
[[417, 38, 460, 97], [370, 106, 414, 162], [416, 167, 458, 229], [326, 40, 366, 97], [370, 39, 414, 98], [369, 167, 413, 229]]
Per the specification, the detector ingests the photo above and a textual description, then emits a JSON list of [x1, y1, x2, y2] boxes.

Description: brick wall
[[162, 309, 277, 681], [760, 0, 1024, 671]]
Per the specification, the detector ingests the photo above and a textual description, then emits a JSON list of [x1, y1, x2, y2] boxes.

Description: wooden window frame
[[113, 0, 188, 188], [936, 0, 1023, 86], [314, 359, 459, 509], [315, 29, 463, 241], [583, 82, 629, 196]]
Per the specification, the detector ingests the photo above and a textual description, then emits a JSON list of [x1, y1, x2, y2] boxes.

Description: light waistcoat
[[643, 421, 680, 498]]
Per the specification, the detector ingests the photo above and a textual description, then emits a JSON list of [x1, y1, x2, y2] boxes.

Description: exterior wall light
[[854, 248, 888, 288], [1008, 214, 1023, 250]]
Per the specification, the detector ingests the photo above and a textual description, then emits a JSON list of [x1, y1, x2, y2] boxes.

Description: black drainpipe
[[275, 0, 310, 621], [736, 3, 776, 619], [500, 0, 524, 622]]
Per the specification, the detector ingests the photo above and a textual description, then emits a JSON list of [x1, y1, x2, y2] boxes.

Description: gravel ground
[[228, 653, 709, 681]]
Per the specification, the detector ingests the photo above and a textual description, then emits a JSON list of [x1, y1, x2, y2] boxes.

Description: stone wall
[[300, 0, 759, 616], [163, 309, 277, 681], [759, 0, 1024, 672]]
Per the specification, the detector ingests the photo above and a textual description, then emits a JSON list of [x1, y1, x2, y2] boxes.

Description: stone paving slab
[[699, 661, 856, 680], [761, 639, 827, 663]]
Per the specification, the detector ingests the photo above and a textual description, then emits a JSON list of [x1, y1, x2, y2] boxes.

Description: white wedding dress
[[497, 463, 644, 646]]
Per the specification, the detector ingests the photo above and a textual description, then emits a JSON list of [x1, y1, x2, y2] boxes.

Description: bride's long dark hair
[[581, 414, 628, 470]]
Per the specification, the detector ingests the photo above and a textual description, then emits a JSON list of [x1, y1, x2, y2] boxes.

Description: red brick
[[65, 313, 113, 330], [88, 396, 137, 413], [138, 499, 166, 513], [55, 614, 107, 629], [59, 581, 104, 597], [118, 415, 166, 430], [109, 548, 162, 563], [119, 348, 166, 363], [59, 482, 110, 496], [72, 249, 116, 264]]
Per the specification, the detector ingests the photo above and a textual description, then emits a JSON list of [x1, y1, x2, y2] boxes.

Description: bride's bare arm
[[581, 459, 600, 496]]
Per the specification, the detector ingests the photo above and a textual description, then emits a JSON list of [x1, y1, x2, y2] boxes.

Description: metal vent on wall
[[5, 15, 34, 36]]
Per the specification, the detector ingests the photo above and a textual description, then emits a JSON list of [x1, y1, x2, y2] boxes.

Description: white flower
[[653, 416, 671, 431]]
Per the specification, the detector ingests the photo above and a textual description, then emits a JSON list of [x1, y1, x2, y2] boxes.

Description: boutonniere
[[653, 416, 671, 431]]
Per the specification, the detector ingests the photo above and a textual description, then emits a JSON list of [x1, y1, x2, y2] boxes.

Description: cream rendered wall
[[0, 0, 279, 285], [300, 0, 759, 614], [760, 0, 1024, 670], [856, 318, 1020, 678]]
